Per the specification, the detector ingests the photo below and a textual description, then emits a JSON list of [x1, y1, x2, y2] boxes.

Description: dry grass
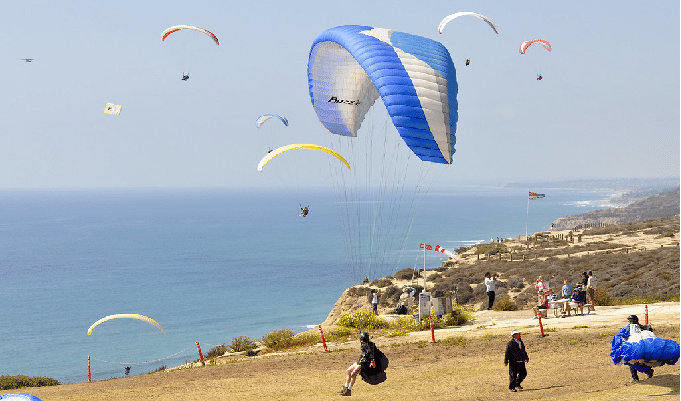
[[10, 321, 679, 401]]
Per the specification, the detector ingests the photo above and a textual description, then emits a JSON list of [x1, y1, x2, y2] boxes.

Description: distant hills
[[552, 187, 680, 231]]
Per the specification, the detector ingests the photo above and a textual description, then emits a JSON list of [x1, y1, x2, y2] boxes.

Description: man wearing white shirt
[[484, 272, 496, 310]]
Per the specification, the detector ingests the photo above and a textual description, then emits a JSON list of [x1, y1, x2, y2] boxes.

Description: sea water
[[0, 186, 617, 383]]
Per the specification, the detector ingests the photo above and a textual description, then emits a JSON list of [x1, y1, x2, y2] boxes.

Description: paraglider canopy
[[438, 12, 499, 35], [161, 25, 219, 45], [256, 113, 289, 128], [519, 39, 551, 54], [88, 314, 166, 335], [307, 25, 458, 164], [0, 394, 42, 401], [257, 143, 350, 172]]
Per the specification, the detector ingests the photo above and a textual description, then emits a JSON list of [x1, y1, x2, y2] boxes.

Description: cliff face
[[551, 187, 679, 231]]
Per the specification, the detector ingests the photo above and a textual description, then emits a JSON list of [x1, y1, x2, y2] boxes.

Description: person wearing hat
[[339, 332, 388, 396], [620, 315, 655, 383], [565, 287, 585, 316], [504, 330, 529, 392]]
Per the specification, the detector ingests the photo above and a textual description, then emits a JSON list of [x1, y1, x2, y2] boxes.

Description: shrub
[[380, 285, 402, 305], [371, 277, 393, 288], [455, 246, 470, 254], [593, 288, 612, 306], [336, 310, 390, 330], [324, 326, 354, 342], [204, 343, 228, 359], [394, 268, 420, 280], [229, 336, 258, 352], [0, 375, 60, 390], [475, 243, 507, 255], [414, 306, 474, 331], [493, 296, 518, 311], [260, 329, 296, 351]]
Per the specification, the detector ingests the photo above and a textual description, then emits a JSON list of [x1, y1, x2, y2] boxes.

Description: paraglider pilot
[[182, 73, 189, 81], [621, 315, 655, 383], [339, 332, 387, 396], [465, 58, 470, 66], [300, 206, 309, 217], [536, 74, 543, 81]]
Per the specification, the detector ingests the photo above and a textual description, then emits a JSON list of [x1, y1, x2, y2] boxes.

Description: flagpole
[[526, 193, 530, 241], [423, 244, 427, 290]]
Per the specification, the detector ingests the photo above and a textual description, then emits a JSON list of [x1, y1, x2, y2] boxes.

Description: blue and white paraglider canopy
[[307, 25, 458, 164]]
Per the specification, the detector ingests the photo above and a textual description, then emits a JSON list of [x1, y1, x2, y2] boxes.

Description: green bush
[[414, 306, 474, 331], [0, 375, 60, 390], [229, 336, 258, 353], [492, 296, 518, 311], [260, 329, 296, 351], [594, 288, 612, 306], [370, 277, 393, 288], [204, 343, 228, 359], [259, 329, 322, 352], [475, 243, 507, 255], [336, 310, 390, 330], [393, 268, 420, 280], [324, 326, 354, 342]]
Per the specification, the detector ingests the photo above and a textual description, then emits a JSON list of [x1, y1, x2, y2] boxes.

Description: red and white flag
[[420, 243, 433, 250], [529, 191, 545, 200]]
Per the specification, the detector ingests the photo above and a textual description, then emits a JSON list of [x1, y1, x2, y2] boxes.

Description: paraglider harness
[[357, 339, 388, 385], [300, 205, 309, 217], [182, 73, 189, 81]]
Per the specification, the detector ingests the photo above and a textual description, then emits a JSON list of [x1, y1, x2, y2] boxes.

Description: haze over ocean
[[1, 186, 620, 382]]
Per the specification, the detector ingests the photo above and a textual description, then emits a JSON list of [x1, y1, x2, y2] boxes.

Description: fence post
[[318, 324, 328, 352], [196, 342, 205, 366], [645, 305, 649, 325], [537, 310, 547, 337], [88, 355, 91, 383], [429, 316, 436, 343]]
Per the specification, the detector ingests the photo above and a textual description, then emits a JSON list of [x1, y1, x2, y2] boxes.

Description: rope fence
[[90, 346, 195, 366]]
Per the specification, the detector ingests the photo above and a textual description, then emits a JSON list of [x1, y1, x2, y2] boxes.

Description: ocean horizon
[[1, 185, 621, 383]]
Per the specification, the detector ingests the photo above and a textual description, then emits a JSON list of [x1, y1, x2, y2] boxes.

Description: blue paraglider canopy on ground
[[611, 324, 680, 367], [0, 394, 43, 401]]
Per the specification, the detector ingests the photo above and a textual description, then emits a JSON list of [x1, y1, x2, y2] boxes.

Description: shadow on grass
[[638, 373, 681, 395], [520, 384, 567, 391]]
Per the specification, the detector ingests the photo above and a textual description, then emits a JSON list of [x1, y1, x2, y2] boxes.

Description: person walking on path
[[504, 330, 529, 392], [484, 272, 496, 310], [586, 271, 596, 311]]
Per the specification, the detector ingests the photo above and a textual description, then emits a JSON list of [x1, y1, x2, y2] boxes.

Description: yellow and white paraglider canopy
[[257, 143, 351, 172], [87, 313, 166, 335]]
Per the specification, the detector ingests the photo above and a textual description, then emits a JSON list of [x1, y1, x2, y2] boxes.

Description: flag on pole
[[419, 243, 432, 250], [529, 191, 545, 200]]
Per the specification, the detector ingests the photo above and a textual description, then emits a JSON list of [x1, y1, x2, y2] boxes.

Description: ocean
[[0, 186, 618, 383]]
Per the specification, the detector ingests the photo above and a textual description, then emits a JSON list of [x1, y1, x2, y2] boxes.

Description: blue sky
[[1, 1, 678, 188]]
